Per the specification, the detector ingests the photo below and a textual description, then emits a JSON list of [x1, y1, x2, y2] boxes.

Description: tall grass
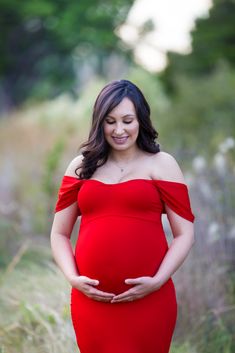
[[0, 84, 234, 352], [0, 242, 77, 353]]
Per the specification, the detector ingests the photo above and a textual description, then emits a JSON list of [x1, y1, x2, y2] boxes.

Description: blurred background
[[0, 0, 234, 352]]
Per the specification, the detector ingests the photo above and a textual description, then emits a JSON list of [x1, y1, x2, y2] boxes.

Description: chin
[[111, 144, 136, 152]]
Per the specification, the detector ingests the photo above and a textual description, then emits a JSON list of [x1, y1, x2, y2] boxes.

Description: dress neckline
[[63, 175, 187, 187]]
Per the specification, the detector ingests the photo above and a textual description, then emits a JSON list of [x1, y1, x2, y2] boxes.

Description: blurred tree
[[155, 0, 235, 160], [158, 62, 235, 159], [0, 0, 133, 111], [161, 0, 235, 92], [187, 0, 235, 74]]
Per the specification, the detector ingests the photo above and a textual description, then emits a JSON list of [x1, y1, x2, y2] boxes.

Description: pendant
[[121, 168, 124, 172]]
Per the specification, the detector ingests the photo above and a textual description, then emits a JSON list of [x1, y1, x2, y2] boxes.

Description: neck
[[108, 146, 141, 164]]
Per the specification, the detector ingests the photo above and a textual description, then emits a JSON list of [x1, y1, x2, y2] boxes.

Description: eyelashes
[[105, 121, 132, 125]]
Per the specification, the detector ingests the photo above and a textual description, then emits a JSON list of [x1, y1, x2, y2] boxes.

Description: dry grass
[[0, 241, 78, 353]]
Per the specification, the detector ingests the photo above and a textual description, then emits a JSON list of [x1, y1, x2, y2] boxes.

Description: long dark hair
[[76, 79, 161, 179]]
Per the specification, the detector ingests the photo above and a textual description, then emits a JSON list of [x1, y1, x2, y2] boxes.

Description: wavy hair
[[76, 79, 160, 179]]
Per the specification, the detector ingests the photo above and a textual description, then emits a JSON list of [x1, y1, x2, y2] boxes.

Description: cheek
[[129, 122, 139, 136], [103, 123, 112, 136]]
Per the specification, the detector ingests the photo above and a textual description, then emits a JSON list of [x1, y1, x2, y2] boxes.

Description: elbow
[[182, 231, 195, 247], [50, 231, 71, 243]]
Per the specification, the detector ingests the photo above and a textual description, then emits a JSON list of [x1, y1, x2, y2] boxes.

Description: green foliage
[[162, 0, 235, 91], [0, 219, 22, 269], [190, 310, 234, 353], [31, 137, 66, 232], [0, 245, 77, 353], [0, 0, 133, 107], [42, 137, 66, 196], [189, 0, 235, 74], [170, 341, 196, 353], [158, 63, 235, 157]]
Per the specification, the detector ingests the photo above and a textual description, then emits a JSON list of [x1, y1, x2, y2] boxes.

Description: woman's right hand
[[69, 275, 116, 302]]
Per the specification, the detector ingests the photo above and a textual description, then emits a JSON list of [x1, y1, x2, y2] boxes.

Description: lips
[[112, 136, 129, 144]]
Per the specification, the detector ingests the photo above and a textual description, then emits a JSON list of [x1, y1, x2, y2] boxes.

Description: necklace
[[109, 159, 129, 172], [108, 152, 141, 172]]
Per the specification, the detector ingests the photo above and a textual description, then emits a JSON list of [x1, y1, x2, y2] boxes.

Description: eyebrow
[[106, 114, 136, 119]]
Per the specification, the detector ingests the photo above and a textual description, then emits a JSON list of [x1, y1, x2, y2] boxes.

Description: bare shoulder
[[150, 151, 186, 183], [64, 154, 84, 177]]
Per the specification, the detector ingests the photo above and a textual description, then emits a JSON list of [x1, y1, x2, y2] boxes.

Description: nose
[[114, 122, 125, 135]]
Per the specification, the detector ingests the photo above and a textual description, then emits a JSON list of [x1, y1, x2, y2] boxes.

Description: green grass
[[170, 341, 197, 353], [0, 244, 78, 353]]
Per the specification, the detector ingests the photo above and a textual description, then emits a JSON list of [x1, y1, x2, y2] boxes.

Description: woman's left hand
[[110, 276, 162, 303]]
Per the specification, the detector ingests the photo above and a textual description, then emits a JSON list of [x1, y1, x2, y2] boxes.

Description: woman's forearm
[[50, 232, 79, 283], [153, 233, 195, 288]]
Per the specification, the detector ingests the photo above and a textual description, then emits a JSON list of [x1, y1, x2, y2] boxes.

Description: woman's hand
[[111, 276, 162, 303], [69, 275, 115, 302]]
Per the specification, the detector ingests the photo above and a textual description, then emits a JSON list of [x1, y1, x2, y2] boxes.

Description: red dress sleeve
[[153, 180, 195, 223], [54, 175, 84, 214]]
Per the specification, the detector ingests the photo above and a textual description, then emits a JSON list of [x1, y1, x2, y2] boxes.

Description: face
[[103, 97, 139, 151]]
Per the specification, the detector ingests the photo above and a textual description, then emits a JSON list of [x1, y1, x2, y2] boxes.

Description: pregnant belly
[[75, 216, 168, 294]]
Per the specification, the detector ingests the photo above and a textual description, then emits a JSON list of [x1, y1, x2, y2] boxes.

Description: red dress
[[54, 176, 195, 353]]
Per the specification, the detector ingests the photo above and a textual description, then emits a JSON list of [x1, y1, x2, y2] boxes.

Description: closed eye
[[106, 121, 133, 124]]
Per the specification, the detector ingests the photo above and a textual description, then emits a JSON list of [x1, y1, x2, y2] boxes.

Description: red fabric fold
[[54, 175, 84, 213], [53, 176, 195, 223], [153, 180, 195, 223]]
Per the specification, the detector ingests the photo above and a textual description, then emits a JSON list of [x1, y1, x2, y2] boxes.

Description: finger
[[93, 289, 116, 297], [87, 288, 115, 298], [125, 279, 139, 284], [91, 295, 113, 302], [111, 296, 136, 303], [86, 291, 113, 301], [125, 277, 144, 284], [112, 289, 135, 301], [85, 279, 99, 286]]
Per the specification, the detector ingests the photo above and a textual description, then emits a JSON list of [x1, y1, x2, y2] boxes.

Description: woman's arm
[[50, 202, 80, 283], [50, 156, 83, 283], [152, 152, 195, 288], [152, 210, 195, 288]]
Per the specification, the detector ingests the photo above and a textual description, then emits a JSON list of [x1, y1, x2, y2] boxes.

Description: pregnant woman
[[50, 79, 195, 353]]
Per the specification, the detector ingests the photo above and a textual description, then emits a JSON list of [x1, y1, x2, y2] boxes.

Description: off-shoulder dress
[[54, 176, 195, 353]]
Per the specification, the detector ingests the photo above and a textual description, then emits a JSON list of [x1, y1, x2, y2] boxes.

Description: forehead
[[108, 97, 136, 117]]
